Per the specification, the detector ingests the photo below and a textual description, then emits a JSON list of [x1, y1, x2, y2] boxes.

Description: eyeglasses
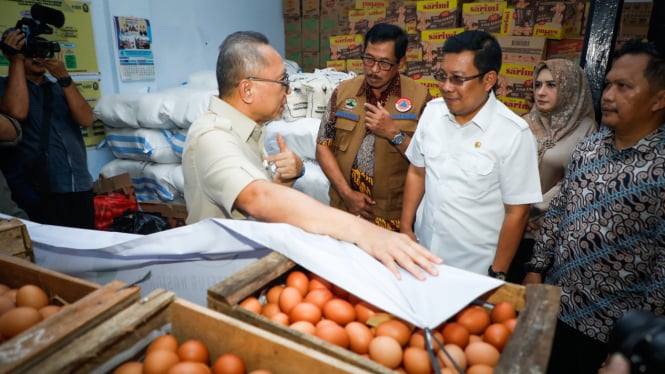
[[433, 71, 487, 85], [361, 55, 397, 71], [246, 73, 290, 89]]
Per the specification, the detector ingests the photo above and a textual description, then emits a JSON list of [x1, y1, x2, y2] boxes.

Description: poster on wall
[[113, 16, 155, 81], [76, 79, 106, 147], [0, 0, 98, 76]]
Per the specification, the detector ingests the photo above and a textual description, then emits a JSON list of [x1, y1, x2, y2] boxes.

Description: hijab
[[524, 59, 596, 162]]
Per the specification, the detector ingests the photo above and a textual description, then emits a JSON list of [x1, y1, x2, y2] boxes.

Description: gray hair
[[216, 31, 270, 98]]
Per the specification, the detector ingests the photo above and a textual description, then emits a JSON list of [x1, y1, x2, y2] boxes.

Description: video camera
[[608, 310, 665, 374], [3, 4, 65, 58]]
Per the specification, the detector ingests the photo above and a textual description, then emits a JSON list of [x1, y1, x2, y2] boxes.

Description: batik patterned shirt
[[527, 124, 665, 343]]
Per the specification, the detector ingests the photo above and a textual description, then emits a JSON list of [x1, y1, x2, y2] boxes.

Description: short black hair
[[614, 38, 665, 92], [442, 30, 502, 75], [364, 23, 408, 61]]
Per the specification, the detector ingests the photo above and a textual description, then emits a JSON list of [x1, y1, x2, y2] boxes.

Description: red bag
[[94, 192, 139, 231]]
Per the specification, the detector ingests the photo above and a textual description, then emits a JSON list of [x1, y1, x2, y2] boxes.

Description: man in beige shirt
[[182, 31, 442, 280]]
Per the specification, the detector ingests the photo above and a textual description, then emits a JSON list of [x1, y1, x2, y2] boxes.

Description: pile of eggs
[[113, 334, 273, 374], [237, 270, 519, 374], [0, 283, 61, 343]]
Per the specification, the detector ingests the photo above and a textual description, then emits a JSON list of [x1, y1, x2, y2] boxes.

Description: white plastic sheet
[[6, 214, 502, 328]]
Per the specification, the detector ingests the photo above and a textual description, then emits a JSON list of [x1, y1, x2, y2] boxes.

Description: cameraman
[[0, 28, 95, 229], [0, 112, 28, 219]]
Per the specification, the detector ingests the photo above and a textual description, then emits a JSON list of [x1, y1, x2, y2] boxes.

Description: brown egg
[[355, 301, 380, 324], [212, 353, 245, 374], [466, 364, 495, 374], [375, 319, 411, 347], [403, 346, 432, 374], [0, 295, 15, 315], [39, 305, 61, 319], [345, 321, 374, 355], [409, 329, 444, 352], [177, 339, 210, 364], [289, 302, 322, 324], [0, 306, 42, 338], [112, 361, 143, 374], [289, 320, 316, 335], [503, 317, 518, 333], [261, 303, 281, 319], [308, 274, 332, 291], [465, 342, 500, 367], [286, 271, 309, 296], [143, 349, 180, 374], [148, 334, 179, 353], [239, 296, 262, 315], [491, 301, 517, 323], [483, 323, 511, 351], [4, 289, 17, 303], [269, 312, 290, 326], [315, 320, 349, 348], [456, 306, 491, 335], [322, 298, 356, 326], [278, 286, 303, 314], [167, 362, 211, 374], [247, 371, 273, 374], [368, 336, 403, 369], [437, 344, 467, 372], [304, 288, 334, 310], [469, 335, 483, 344], [441, 322, 469, 349], [265, 285, 284, 305], [15, 284, 49, 309]]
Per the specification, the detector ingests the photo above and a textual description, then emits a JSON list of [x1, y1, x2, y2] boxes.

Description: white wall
[[85, 0, 285, 176]]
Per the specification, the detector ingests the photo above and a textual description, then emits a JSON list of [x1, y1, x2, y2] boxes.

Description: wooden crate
[[0, 219, 33, 262], [0, 255, 141, 373], [35, 288, 378, 373], [207, 251, 561, 373]]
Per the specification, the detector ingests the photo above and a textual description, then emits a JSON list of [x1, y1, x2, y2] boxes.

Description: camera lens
[[609, 311, 665, 374]]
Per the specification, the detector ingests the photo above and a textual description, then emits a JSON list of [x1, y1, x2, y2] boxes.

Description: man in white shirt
[[401, 30, 542, 277]]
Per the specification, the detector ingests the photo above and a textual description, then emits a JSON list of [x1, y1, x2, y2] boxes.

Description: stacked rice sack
[[94, 67, 355, 206]]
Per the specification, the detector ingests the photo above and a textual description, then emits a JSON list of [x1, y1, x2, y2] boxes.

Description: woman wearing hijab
[[508, 58, 598, 283]]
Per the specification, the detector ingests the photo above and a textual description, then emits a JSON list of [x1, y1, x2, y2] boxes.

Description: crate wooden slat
[[0, 219, 33, 262], [0, 256, 141, 374], [35, 289, 379, 373], [208, 251, 561, 373]]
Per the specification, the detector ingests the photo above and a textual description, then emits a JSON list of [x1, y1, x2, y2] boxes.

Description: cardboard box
[[499, 6, 536, 36], [0, 255, 139, 373], [415, 76, 443, 98], [348, 7, 388, 35], [346, 58, 365, 74], [283, 0, 301, 17], [546, 37, 584, 64], [497, 35, 548, 65], [498, 63, 535, 100], [302, 16, 320, 52], [302, 51, 321, 72], [461, 1, 507, 33], [0, 218, 33, 262], [208, 251, 561, 373], [34, 289, 369, 373], [93, 172, 135, 200], [498, 96, 533, 116], [416, 0, 460, 31], [326, 59, 347, 72], [139, 201, 187, 229], [533, 1, 576, 39], [302, 0, 320, 17], [329, 34, 365, 60], [355, 0, 391, 8], [619, 0, 653, 39], [418, 28, 466, 76]]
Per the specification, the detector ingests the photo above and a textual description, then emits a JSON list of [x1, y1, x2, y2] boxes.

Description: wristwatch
[[488, 266, 507, 280], [390, 130, 405, 146], [57, 76, 73, 88]]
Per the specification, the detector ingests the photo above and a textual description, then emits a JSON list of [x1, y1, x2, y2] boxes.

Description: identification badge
[[395, 98, 412, 112], [344, 98, 358, 110]]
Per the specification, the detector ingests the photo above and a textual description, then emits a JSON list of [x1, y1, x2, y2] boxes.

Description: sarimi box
[[416, 0, 460, 31], [461, 1, 507, 34], [497, 63, 535, 101], [329, 34, 364, 60]]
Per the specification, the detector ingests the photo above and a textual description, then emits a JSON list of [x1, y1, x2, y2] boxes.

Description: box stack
[[284, 0, 600, 116]]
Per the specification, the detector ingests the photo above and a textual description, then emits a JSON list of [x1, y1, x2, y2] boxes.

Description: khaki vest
[[330, 75, 428, 220]]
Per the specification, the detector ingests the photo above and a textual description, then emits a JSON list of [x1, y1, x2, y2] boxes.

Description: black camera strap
[[38, 83, 53, 158]]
